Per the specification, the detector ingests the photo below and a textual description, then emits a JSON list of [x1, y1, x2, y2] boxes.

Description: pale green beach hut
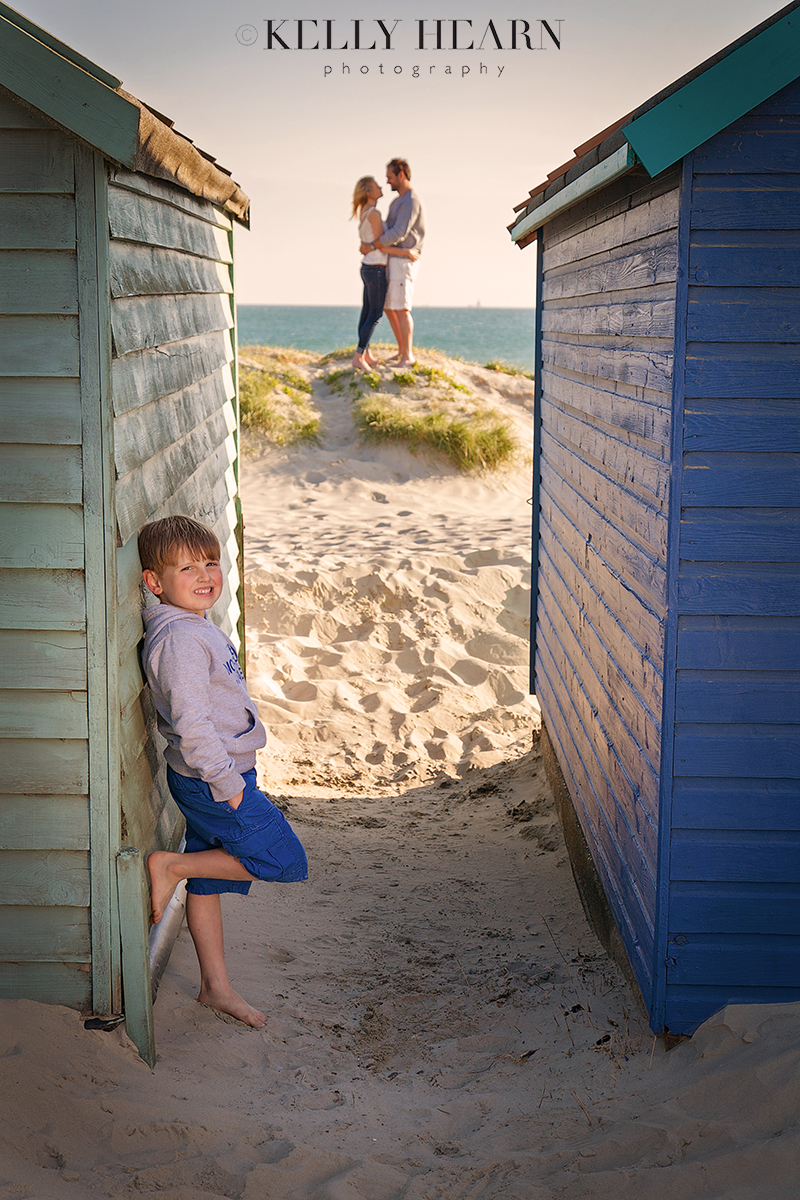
[[0, 4, 249, 1061]]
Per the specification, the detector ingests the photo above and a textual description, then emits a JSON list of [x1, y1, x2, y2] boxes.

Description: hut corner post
[[529, 231, 544, 697], [650, 152, 694, 1032], [116, 848, 156, 1067]]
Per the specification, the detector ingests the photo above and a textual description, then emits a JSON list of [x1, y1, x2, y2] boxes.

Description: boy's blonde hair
[[138, 515, 220, 575]]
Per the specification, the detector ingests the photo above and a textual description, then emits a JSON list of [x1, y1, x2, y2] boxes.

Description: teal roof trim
[[510, 145, 637, 243], [0, 1, 120, 89], [623, 9, 800, 177], [0, 13, 139, 167]]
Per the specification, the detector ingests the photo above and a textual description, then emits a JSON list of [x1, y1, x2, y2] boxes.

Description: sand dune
[[1, 351, 796, 1199]]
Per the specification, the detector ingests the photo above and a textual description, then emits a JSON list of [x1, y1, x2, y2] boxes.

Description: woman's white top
[[359, 206, 388, 265]]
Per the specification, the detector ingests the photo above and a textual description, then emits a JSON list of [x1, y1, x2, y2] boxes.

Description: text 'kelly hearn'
[[235, 19, 564, 51]]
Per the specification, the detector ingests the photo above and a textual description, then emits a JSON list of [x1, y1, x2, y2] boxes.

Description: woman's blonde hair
[[351, 175, 376, 219]]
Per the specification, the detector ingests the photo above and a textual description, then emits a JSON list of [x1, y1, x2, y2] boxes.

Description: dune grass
[[238, 347, 320, 445], [484, 359, 534, 379], [354, 396, 517, 471]]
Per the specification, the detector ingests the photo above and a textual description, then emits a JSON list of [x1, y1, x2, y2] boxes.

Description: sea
[[237, 306, 535, 372]]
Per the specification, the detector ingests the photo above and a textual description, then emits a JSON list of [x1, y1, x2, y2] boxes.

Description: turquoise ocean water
[[237, 306, 535, 371]]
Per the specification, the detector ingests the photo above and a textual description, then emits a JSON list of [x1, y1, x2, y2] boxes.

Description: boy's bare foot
[[198, 983, 266, 1029], [147, 851, 183, 924]]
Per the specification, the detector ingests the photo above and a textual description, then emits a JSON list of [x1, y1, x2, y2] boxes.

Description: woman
[[351, 176, 417, 370]]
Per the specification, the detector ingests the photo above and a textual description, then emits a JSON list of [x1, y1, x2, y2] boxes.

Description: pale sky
[[16, 0, 785, 305]]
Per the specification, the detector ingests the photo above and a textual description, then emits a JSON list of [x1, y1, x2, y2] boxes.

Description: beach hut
[[0, 5, 249, 1061], [509, 2, 800, 1033]]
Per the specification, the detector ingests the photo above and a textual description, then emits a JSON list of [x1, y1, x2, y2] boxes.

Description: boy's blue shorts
[[166, 766, 308, 896]]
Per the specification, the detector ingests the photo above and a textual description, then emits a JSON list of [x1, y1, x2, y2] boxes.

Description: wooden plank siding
[[535, 172, 680, 1010], [665, 77, 800, 1031], [108, 172, 241, 873], [0, 94, 91, 1007]]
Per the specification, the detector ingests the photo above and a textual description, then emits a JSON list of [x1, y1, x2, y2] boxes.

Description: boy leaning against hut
[[138, 515, 308, 1029]]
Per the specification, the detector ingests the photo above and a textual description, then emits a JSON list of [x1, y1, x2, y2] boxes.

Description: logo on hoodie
[[224, 645, 245, 681]]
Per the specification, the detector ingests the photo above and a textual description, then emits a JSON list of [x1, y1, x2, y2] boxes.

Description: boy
[[138, 515, 307, 1029]]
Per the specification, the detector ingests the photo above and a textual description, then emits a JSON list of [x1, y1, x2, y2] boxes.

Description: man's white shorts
[[385, 257, 419, 311]]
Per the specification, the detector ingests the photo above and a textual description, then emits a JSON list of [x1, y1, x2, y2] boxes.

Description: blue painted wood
[[536, 669, 656, 995], [672, 778, 800, 831], [678, 562, 800, 615], [674, 725, 800, 778], [664, 985, 800, 1034], [537, 583, 661, 830], [676, 671, 800, 723], [684, 400, 800, 452], [691, 176, 800, 231], [750, 75, 800, 115], [682, 453, 800, 505], [667, 936, 800, 988], [693, 118, 800, 173], [542, 367, 672, 447], [680, 509, 800, 561], [671, 831, 800, 881], [689, 231, 800, 286], [670, 883, 800, 933], [685, 342, 800, 397], [536, 635, 658, 915], [687, 287, 800, 341], [677, 616, 800, 670]]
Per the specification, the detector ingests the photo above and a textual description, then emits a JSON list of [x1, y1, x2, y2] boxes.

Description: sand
[[1, 350, 797, 1199]]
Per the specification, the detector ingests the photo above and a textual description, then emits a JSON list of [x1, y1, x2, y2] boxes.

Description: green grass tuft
[[484, 359, 534, 379], [239, 367, 320, 445], [354, 396, 516, 472]]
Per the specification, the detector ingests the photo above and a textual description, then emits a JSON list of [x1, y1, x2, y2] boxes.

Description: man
[[362, 158, 425, 368]]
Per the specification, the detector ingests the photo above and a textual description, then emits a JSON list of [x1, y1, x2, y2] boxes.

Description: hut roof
[[0, 1, 250, 226], [509, 0, 800, 248]]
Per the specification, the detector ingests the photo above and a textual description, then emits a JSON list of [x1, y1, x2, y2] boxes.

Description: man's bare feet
[[147, 851, 182, 924], [393, 358, 416, 370], [198, 983, 267, 1029]]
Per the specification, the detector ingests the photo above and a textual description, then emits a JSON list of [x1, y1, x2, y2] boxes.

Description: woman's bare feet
[[351, 351, 367, 370], [363, 349, 378, 366], [147, 851, 184, 924], [198, 983, 267, 1029]]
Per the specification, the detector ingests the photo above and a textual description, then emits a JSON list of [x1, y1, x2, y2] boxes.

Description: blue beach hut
[[509, 2, 800, 1033], [0, 5, 249, 1062]]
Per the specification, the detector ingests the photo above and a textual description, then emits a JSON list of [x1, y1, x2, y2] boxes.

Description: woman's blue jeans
[[357, 263, 387, 353]]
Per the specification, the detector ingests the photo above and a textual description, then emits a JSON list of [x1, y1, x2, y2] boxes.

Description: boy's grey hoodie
[[141, 603, 267, 803]]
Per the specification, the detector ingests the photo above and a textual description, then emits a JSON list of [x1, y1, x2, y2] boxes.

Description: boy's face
[[142, 551, 223, 615]]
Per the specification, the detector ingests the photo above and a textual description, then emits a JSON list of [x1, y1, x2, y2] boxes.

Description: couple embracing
[[351, 157, 424, 370]]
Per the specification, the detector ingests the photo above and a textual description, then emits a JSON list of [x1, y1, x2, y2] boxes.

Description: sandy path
[[1, 353, 798, 1198]]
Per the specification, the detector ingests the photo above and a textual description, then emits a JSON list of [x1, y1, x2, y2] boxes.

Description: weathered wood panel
[[542, 405, 669, 508], [672, 778, 800, 832], [109, 167, 233, 230], [0, 568, 85, 630], [0, 738, 88, 794], [0, 850, 89, 905], [0, 249, 77, 314], [542, 293, 675, 338], [110, 242, 232, 299], [542, 367, 672, 447], [111, 330, 232, 416], [0, 962, 91, 1007], [543, 185, 679, 270], [0, 314, 79, 375], [111, 292, 232, 357], [0, 795, 89, 849], [116, 429, 236, 546], [0, 378, 81, 443], [108, 187, 232, 262], [679, 561, 800, 615], [0, 906, 90, 959], [0, 444, 82, 503], [114, 371, 233, 478], [0, 93, 50, 128], [0, 689, 88, 737], [684, 399, 800, 452], [0, 630, 86, 689], [0, 504, 84, 569], [543, 339, 673, 394], [0, 130, 74, 192], [0, 194, 76, 249], [542, 232, 678, 303]]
